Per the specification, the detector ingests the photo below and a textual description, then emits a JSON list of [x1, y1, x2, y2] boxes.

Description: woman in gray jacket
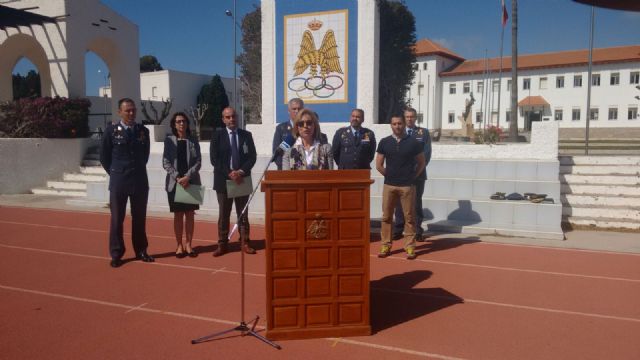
[[162, 112, 201, 258]]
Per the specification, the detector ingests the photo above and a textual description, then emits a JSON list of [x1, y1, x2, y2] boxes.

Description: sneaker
[[406, 248, 417, 260], [378, 245, 392, 258]]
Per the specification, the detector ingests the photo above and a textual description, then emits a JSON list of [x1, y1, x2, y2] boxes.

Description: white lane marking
[[3, 217, 640, 256], [0, 284, 466, 359], [373, 287, 640, 323], [328, 338, 467, 360], [2, 218, 638, 283], [369, 254, 640, 283], [125, 302, 148, 314], [0, 220, 216, 244], [211, 267, 227, 275], [2, 243, 639, 324], [0, 244, 265, 278], [0, 284, 238, 326]]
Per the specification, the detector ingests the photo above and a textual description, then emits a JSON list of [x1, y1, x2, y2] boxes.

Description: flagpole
[[497, 0, 507, 129], [497, 20, 505, 128]]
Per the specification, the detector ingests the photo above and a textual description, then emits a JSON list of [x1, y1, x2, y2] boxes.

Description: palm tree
[[509, 0, 519, 141]]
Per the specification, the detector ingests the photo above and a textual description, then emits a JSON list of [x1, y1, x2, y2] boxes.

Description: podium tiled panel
[[262, 170, 372, 340]]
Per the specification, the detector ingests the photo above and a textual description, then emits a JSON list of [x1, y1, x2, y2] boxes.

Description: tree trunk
[[509, 0, 519, 141]]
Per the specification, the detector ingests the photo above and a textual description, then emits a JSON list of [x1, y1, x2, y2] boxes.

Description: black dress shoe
[[212, 244, 228, 257], [136, 252, 155, 262], [110, 259, 123, 268]]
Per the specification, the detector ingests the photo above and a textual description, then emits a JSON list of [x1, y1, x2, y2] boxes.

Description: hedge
[[0, 97, 91, 138]]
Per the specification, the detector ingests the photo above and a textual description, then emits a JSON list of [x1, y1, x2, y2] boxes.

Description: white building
[[407, 39, 640, 133], [98, 69, 240, 126]]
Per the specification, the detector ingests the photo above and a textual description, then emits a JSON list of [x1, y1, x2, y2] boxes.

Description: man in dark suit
[[100, 98, 154, 268], [393, 107, 432, 242], [331, 108, 377, 169], [210, 107, 257, 256], [272, 98, 303, 170]]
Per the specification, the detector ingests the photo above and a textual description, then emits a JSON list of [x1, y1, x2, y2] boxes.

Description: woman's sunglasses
[[296, 120, 314, 128]]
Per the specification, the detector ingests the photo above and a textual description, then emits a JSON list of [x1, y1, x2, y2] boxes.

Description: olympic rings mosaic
[[288, 75, 344, 99]]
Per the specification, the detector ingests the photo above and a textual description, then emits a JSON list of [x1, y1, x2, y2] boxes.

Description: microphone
[[271, 132, 295, 162]]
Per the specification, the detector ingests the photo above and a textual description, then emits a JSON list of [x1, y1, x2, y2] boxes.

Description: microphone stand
[[191, 155, 282, 350]]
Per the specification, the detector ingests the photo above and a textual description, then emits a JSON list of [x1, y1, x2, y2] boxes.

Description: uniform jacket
[[210, 127, 257, 192], [272, 121, 293, 169], [331, 126, 377, 169], [283, 138, 334, 170], [100, 122, 150, 192], [162, 135, 202, 192], [407, 126, 432, 180]]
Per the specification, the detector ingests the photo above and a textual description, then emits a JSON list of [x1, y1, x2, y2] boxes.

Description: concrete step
[[564, 216, 640, 231], [80, 166, 107, 175], [559, 139, 640, 144], [63, 173, 107, 182], [560, 174, 640, 185], [562, 205, 640, 220], [45, 181, 87, 190], [84, 153, 100, 160], [560, 165, 640, 175], [562, 194, 640, 208], [558, 156, 640, 166], [82, 159, 101, 167], [561, 183, 640, 196], [559, 149, 640, 156], [32, 188, 86, 197]]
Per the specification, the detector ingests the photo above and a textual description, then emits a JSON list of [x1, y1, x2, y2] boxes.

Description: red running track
[[0, 206, 639, 359]]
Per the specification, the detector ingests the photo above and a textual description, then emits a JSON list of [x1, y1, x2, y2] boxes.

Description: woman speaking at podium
[[282, 109, 334, 170]]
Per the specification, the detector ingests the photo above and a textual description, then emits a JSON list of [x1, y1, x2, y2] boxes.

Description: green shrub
[[0, 97, 91, 138]]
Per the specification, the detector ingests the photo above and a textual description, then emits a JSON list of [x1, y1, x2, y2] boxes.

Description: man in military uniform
[[100, 98, 154, 268], [331, 109, 377, 169], [272, 98, 303, 170], [394, 107, 432, 242]]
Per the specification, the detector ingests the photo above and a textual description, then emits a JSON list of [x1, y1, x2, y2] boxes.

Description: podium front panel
[[262, 170, 372, 340]]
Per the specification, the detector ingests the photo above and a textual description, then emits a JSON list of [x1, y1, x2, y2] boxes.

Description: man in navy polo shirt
[[375, 114, 426, 260]]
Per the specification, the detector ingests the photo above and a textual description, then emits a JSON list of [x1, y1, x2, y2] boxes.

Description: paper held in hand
[[174, 184, 205, 205], [226, 175, 252, 198]]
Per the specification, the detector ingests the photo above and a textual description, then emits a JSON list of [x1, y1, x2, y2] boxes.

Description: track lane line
[[0, 284, 465, 359], [2, 243, 639, 323]]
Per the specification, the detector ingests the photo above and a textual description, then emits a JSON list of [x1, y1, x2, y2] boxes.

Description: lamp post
[[225, 1, 241, 128], [98, 69, 109, 129]]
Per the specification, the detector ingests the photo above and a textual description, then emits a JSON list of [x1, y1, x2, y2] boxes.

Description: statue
[[456, 92, 475, 139]]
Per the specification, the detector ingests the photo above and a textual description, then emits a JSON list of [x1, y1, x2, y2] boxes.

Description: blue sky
[[12, 0, 640, 96]]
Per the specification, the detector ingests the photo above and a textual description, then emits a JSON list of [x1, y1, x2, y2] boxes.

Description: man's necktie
[[231, 130, 240, 170], [408, 128, 413, 137], [354, 129, 361, 143], [126, 127, 133, 140]]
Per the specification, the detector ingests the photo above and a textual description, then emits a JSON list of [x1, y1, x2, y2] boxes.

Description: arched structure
[[0, 0, 139, 116]]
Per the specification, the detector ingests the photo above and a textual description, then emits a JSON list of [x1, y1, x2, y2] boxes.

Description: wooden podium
[[261, 170, 373, 340]]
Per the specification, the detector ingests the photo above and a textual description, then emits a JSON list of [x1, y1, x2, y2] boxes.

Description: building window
[[418, 113, 424, 123], [523, 78, 530, 90], [507, 80, 512, 91], [554, 109, 563, 121], [629, 107, 638, 120], [151, 86, 158, 98], [477, 82, 484, 93], [423, 63, 428, 70], [463, 82, 470, 93], [412, 63, 418, 70], [476, 112, 483, 123], [572, 108, 581, 121], [539, 77, 548, 90], [610, 72, 620, 86], [592, 74, 600, 86], [448, 112, 455, 124], [505, 110, 511, 122], [608, 108, 618, 121], [492, 80, 499, 92], [574, 75, 582, 87], [589, 108, 599, 121], [418, 84, 424, 96], [630, 71, 639, 85], [449, 84, 456, 94], [556, 76, 564, 88]]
